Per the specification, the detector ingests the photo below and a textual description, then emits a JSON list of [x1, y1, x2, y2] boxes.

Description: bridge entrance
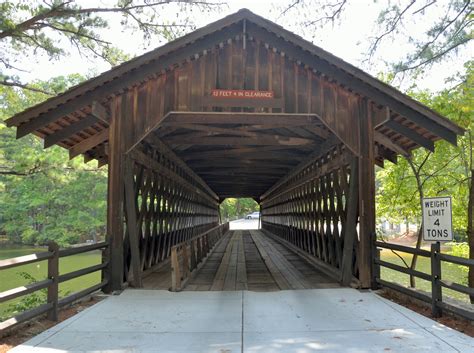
[[6, 10, 462, 295]]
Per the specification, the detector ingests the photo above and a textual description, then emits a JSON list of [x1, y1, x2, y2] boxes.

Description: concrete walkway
[[10, 288, 474, 353]]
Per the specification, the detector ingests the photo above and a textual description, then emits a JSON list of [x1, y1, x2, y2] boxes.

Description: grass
[[380, 249, 470, 303], [0, 246, 102, 319]]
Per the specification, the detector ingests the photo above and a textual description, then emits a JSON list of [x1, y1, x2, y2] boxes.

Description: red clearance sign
[[211, 89, 274, 99]]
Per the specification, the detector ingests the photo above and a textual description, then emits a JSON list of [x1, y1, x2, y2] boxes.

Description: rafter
[[165, 135, 317, 146], [69, 128, 108, 159]]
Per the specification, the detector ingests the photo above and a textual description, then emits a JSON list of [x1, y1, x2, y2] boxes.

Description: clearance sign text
[[211, 89, 274, 99]]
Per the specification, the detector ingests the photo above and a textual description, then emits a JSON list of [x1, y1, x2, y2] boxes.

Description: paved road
[[229, 218, 260, 230], [11, 288, 473, 352]]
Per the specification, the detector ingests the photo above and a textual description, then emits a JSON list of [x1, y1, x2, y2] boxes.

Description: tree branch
[[0, 1, 221, 39], [0, 80, 53, 95], [368, 0, 416, 57]]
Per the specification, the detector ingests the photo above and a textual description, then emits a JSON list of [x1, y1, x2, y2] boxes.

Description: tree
[[220, 198, 259, 221], [0, 0, 222, 93], [376, 62, 473, 300], [0, 75, 108, 246], [277, 0, 472, 84]]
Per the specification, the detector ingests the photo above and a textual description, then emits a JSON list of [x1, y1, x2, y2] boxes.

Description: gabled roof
[[6, 8, 463, 165]]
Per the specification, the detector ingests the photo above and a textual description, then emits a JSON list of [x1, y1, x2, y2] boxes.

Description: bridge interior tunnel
[[125, 110, 360, 291]]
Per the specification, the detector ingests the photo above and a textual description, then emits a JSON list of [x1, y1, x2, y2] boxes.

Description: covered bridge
[[6, 9, 463, 293]]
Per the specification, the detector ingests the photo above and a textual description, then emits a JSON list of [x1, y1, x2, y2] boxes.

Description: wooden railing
[[374, 241, 474, 321], [0, 241, 109, 332], [171, 222, 229, 291]]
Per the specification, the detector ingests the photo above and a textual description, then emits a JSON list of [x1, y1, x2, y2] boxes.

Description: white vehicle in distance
[[245, 211, 260, 219]]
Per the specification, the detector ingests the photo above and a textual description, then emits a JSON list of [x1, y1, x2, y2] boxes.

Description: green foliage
[[220, 198, 259, 221], [0, 76, 107, 246], [4, 272, 47, 319], [0, 271, 69, 321], [376, 62, 473, 238]]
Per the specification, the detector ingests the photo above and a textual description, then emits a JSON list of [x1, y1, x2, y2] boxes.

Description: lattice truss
[[122, 142, 219, 281], [261, 146, 360, 279]]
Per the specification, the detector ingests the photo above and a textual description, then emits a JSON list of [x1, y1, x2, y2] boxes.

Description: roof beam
[[166, 135, 316, 146], [242, 123, 323, 131], [186, 160, 298, 168], [44, 115, 99, 148], [181, 146, 307, 160], [197, 170, 288, 176], [171, 123, 259, 137], [374, 131, 410, 157], [91, 101, 110, 124], [145, 134, 219, 201], [260, 135, 339, 200], [186, 156, 304, 163], [384, 120, 434, 152], [69, 129, 109, 159], [246, 22, 461, 145], [376, 145, 398, 165], [302, 126, 330, 139], [162, 112, 321, 126]]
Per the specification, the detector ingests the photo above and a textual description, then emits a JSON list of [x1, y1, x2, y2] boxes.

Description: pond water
[[0, 245, 102, 319]]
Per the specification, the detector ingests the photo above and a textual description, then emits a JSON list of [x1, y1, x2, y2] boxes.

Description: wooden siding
[[117, 37, 362, 155]]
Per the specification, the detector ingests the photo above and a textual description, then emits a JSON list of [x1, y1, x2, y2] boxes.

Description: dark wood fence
[[171, 222, 229, 291], [374, 241, 474, 321], [0, 241, 109, 332]]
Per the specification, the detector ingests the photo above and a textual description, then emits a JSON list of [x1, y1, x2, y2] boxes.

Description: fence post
[[190, 240, 197, 270], [371, 232, 380, 290], [171, 247, 181, 291], [101, 247, 109, 286], [431, 242, 442, 318], [373, 248, 381, 290], [182, 244, 190, 279], [47, 242, 59, 321], [196, 237, 202, 263]]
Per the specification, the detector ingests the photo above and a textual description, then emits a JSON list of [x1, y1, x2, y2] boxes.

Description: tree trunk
[[468, 169, 474, 303], [410, 222, 423, 287], [407, 157, 426, 288]]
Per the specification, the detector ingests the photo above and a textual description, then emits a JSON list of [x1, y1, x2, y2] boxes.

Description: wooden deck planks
[[143, 229, 339, 291], [236, 231, 248, 290]]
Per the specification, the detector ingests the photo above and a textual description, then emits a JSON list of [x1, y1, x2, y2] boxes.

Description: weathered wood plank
[[105, 97, 124, 292], [68, 128, 109, 159], [358, 98, 375, 288], [340, 157, 359, 286], [123, 156, 143, 288], [91, 101, 110, 123]]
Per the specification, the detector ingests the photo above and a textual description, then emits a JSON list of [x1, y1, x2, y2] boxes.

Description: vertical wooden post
[[47, 242, 59, 321], [105, 96, 125, 293], [340, 157, 359, 286], [190, 240, 197, 270], [124, 155, 143, 288], [358, 97, 376, 288], [373, 246, 381, 289], [431, 242, 442, 317], [197, 237, 202, 263], [171, 247, 181, 291], [182, 245, 190, 278]]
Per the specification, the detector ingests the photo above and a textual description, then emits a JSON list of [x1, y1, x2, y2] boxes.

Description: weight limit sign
[[422, 196, 453, 241]]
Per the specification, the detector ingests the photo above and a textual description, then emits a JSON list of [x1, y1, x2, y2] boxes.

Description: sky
[[14, 0, 473, 92]]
